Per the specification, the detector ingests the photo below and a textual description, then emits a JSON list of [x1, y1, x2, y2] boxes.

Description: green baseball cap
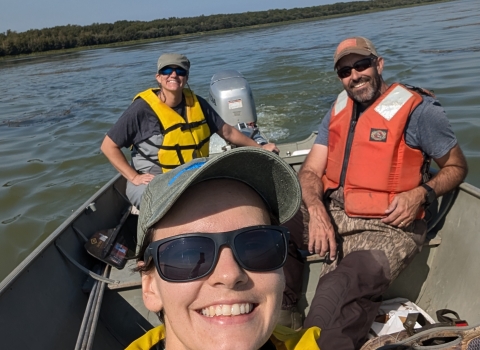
[[137, 147, 301, 248], [157, 53, 190, 73]]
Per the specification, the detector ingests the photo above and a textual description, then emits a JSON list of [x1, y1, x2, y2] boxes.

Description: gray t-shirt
[[315, 95, 457, 159]]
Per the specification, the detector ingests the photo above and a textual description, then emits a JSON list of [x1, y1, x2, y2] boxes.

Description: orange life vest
[[322, 83, 425, 218]]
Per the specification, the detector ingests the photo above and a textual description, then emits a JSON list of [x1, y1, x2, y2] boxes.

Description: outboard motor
[[208, 70, 268, 153]]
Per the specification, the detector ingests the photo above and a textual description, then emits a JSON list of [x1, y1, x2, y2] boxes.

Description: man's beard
[[345, 73, 382, 105]]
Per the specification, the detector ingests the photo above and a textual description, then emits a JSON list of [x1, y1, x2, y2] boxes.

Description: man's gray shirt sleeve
[[314, 107, 332, 146], [405, 96, 457, 159]]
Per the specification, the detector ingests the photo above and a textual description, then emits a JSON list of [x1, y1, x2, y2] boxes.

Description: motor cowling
[[208, 70, 268, 152]]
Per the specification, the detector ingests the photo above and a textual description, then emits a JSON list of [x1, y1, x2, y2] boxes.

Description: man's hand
[[308, 204, 337, 260], [383, 144, 468, 228], [261, 142, 279, 154], [131, 173, 155, 186], [382, 187, 425, 227]]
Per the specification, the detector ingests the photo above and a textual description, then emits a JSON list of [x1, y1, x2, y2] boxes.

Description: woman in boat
[[126, 147, 320, 350], [101, 53, 279, 209]]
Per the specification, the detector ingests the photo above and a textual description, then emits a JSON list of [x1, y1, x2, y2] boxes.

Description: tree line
[[0, 0, 448, 57]]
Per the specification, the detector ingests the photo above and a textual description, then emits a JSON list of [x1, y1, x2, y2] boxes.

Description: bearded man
[[299, 37, 468, 349]]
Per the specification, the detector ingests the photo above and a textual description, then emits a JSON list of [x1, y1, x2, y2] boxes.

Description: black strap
[[134, 146, 162, 167], [403, 83, 433, 184], [133, 146, 181, 170], [134, 135, 210, 169], [436, 309, 468, 325], [142, 139, 161, 149], [194, 135, 211, 150], [157, 135, 210, 152], [175, 144, 185, 164], [403, 83, 436, 98], [181, 119, 207, 130], [403, 309, 468, 337], [163, 122, 184, 134], [163, 119, 207, 134], [158, 144, 199, 151], [421, 155, 432, 184]]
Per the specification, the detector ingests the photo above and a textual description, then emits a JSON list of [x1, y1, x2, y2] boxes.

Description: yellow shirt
[[126, 324, 321, 350]]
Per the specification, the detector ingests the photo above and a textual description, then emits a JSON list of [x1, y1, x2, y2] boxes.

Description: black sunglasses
[[158, 66, 188, 76], [144, 225, 290, 282], [336, 57, 376, 79]]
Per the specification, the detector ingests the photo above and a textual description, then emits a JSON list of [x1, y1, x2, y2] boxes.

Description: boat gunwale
[[0, 173, 124, 294], [458, 181, 480, 198]]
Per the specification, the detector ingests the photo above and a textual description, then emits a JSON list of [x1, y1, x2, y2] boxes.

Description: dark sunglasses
[[158, 66, 188, 76], [144, 225, 290, 282], [336, 57, 376, 79]]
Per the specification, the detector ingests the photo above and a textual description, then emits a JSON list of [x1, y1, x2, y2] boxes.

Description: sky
[[0, 0, 356, 34]]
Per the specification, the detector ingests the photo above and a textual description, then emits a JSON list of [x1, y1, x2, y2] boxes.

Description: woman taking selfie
[[126, 147, 320, 350]]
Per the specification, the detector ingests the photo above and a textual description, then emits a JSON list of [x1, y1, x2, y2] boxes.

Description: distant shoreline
[[0, 0, 454, 60]]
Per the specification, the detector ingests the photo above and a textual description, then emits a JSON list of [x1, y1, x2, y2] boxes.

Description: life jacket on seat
[[134, 88, 211, 173], [322, 83, 426, 218]]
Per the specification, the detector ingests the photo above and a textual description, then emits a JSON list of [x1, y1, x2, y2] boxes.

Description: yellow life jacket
[[134, 88, 211, 173], [125, 324, 321, 350]]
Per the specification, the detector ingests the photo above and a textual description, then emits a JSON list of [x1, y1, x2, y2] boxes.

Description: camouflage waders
[[303, 197, 427, 350], [321, 199, 427, 281]]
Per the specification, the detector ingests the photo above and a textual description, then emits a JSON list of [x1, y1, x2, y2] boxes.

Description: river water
[[1, 0, 479, 282]]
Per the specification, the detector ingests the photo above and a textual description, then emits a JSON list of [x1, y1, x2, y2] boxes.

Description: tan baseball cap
[[157, 53, 190, 73], [333, 37, 378, 68]]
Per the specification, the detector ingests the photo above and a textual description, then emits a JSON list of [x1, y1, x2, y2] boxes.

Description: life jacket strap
[[163, 120, 207, 134], [133, 146, 185, 170]]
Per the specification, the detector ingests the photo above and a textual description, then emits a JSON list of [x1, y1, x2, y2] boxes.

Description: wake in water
[[420, 46, 480, 54]]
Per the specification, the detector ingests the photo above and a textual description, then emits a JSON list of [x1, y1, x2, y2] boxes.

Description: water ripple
[[1, 215, 21, 225], [420, 46, 480, 54], [444, 22, 480, 29]]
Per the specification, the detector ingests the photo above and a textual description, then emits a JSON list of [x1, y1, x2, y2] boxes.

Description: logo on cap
[[168, 161, 206, 186]]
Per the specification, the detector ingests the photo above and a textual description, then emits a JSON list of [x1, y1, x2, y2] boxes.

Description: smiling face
[[337, 53, 387, 107], [141, 179, 284, 350], [155, 65, 188, 95]]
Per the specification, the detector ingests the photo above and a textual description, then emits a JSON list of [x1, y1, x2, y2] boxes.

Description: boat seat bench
[[107, 261, 142, 291]]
